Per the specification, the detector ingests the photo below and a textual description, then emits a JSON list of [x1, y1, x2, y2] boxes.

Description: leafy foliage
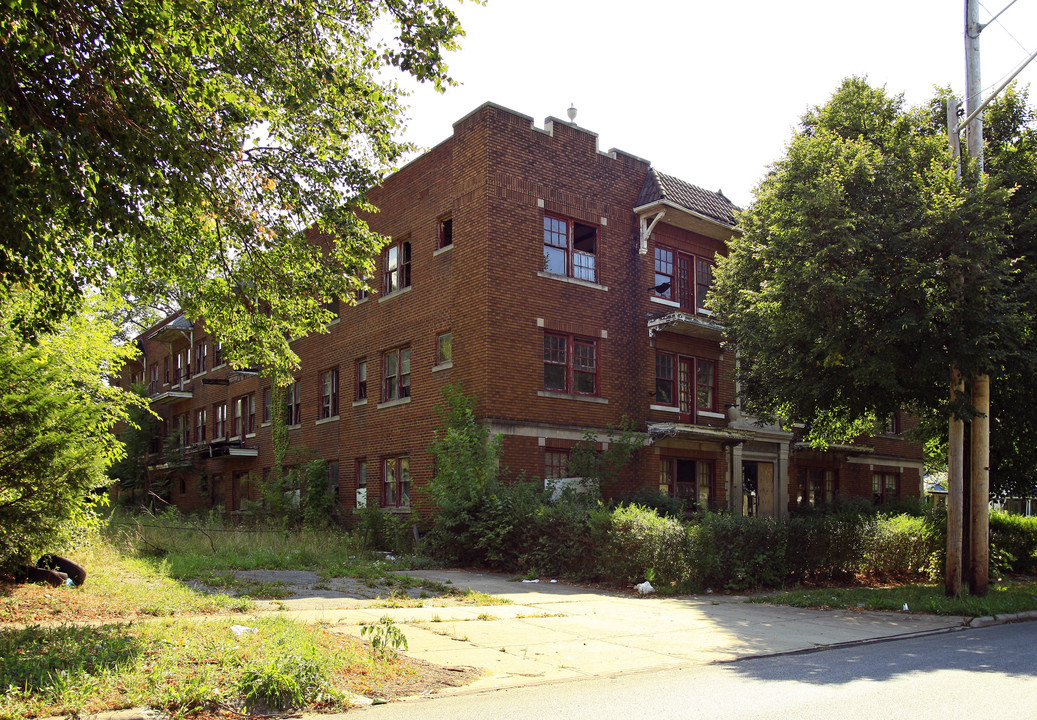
[[360, 617, 408, 660], [565, 417, 642, 497], [423, 384, 506, 563], [711, 77, 1019, 442], [0, 293, 141, 570], [1, 0, 463, 375]]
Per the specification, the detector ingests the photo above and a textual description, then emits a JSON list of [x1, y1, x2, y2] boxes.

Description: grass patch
[[753, 578, 1037, 617], [0, 540, 251, 624], [0, 616, 424, 719]]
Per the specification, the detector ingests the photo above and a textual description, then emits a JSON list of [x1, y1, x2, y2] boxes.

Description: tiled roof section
[[637, 169, 739, 227]]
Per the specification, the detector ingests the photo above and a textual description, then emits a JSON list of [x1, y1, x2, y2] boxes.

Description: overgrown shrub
[[604, 504, 694, 587], [859, 514, 937, 580], [422, 385, 504, 565], [990, 511, 1037, 573], [354, 506, 413, 555]]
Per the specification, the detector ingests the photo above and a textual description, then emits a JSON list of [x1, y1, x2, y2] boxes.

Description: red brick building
[[121, 102, 923, 520]]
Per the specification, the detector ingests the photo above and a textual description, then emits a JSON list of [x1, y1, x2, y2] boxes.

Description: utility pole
[[964, 0, 990, 597]]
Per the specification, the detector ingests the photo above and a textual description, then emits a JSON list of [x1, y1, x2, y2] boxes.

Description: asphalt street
[[349, 621, 1037, 720]]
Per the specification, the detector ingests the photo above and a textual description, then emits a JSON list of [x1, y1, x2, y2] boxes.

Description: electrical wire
[[978, 0, 1037, 97]]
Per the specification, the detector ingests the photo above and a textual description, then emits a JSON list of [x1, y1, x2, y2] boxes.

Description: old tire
[[37, 555, 86, 586], [23, 565, 69, 587]]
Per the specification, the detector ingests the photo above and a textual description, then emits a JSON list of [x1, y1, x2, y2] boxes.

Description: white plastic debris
[[522, 579, 540, 583], [230, 624, 259, 637], [550, 579, 558, 583], [902, 603, 909, 612], [635, 581, 655, 595]]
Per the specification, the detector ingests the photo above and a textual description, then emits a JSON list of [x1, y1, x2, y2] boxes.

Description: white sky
[[395, 0, 1037, 208]]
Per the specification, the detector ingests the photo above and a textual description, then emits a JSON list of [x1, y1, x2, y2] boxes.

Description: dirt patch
[[360, 657, 482, 701]]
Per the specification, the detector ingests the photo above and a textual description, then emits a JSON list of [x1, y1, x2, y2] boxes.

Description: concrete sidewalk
[[269, 569, 968, 695]]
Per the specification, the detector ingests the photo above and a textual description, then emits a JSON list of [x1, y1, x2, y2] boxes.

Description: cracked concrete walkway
[[255, 569, 968, 695]]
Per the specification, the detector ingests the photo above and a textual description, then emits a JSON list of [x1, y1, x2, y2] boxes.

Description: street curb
[[968, 609, 1037, 627]]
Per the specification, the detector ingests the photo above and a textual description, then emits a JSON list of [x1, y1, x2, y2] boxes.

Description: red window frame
[[195, 340, 208, 374], [213, 402, 227, 439], [872, 472, 899, 504], [653, 244, 715, 313], [319, 368, 339, 419], [438, 216, 453, 249], [383, 456, 411, 507], [382, 348, 410, 402], [659, 458, 715, 509], [797, 467, 839, 506], [655, 352, 676, 406], [543, 333, 598, 396], [356, 458, 368, 507], [544, 450, 570, 479], [696, 358, 717, 412], [543, 215, 598, 283], [194, 408, 207, 444], [285, 381, 301, 426], [383, 240, 411, 294], [231, 396, 244, 438], [654, 247, 674, 299], [356, 359, 368, 401], [245, 393, 255, 434]]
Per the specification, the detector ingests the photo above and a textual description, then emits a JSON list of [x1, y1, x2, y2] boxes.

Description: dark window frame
[[382, 347, 411, 402], [356, 359, 368, 401], [543, 215, 598, 283], [652, 244, 715, 313], [383, 455, 411, 508], [873, 471, 900, 505], [543, 333, 598, 396], [319, 368, 339, 419], [655, 352, 676, 406], [438, 216, 453, 249], [383, 239, 412, 295]]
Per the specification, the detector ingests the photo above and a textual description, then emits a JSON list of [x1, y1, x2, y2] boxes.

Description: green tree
[[106, 383, 157, 494], [711, 77, 1017, 445], [423, 384, 504, 563], [977, 86, 1037, 500], [0, 292, 142, 570], [1, 0, 463, 376]]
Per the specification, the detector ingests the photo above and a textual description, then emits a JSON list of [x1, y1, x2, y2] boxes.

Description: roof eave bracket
[[639, 210, 666, 255]]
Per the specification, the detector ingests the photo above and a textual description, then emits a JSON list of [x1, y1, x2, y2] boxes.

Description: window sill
[[229, 435, 241, 442], [326, 317, 341, 327], [316, 415, 340, 426], [352, 399, 368, 407], [536, 271, 608, 292], [194, 369, 208, 378], [377, 396, 412, 410], [537, 390, 608, 405], [261, 422, 271, 428], [433, 244, 453, 257], [355, 296, 370, 306], [378, 286, 412, 304], [213, 435, 227, 443], [650, 296, 680, 308], [650, 404, 679, 413], [698, 410, 726, 419], [381, 505, 412, 514], [245, 433, 256, 439], [286, 424, 301, 431], [431, 361, 454, 373], [213, 363, 228, 371]]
